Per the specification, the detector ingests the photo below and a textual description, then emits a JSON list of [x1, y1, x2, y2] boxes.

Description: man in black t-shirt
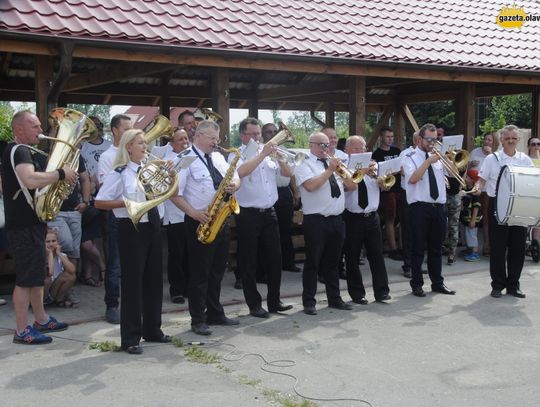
[[371, 126, 402, 260], [1, 111, 77, 345]]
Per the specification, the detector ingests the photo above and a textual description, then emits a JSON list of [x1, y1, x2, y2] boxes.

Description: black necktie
[[425, 152, 439, 200], [137, 166, 160, 226], [318, 158, 341, 198], [205, 153, 223, 190], [357, 180, 368, 209]]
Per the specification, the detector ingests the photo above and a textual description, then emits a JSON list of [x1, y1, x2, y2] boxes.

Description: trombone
[[431, 141, 469, 189]]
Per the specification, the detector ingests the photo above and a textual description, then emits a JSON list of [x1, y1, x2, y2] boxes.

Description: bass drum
[[495, 165, 540, 227]]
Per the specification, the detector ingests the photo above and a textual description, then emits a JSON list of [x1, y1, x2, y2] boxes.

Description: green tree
[[409, 101, 455, 131], [67, 104, 111, 124], [0, 102, 15, 141], [480, 94, 532, 134]]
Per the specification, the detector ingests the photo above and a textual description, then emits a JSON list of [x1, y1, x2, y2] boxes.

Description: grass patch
[[88, 341, 121, 352], [171, 337, 184, 347], [238, 375, 262, 386], [184, 346, 220, 365], [262, 389, 318, 407]]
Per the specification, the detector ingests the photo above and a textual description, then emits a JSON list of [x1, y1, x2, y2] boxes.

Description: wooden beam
[[366, 105, 393, 150], [211, 68, 230, 145], [257, 77, 349, 100], [1, 52, 12, 76], [532, 87, 540, 139], [400, 90, 458, 104], [393, 101, 406, 149], [455, 83, 476, 150], [64, 64, 177, 92], [34, 55, 53, 127], [399, 104, 419, 132], [349, 76, 366, 136], [325, 102, 335, 128], [48, 42, 74, 107]]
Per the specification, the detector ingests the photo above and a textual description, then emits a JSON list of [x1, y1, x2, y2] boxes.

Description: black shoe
[[207, 316, 240, 326], [249, 307, 270, 318], [388, 250, 404, 261], [490, 289, 502, 298], [359, 258, 366, 266], [192, 323, 212, 336], [412, 287, 426, 297], [303, 306, 317, 315], [507, 289, 526, 298], [402, 266, 412, 279], [447, 256, 456, 266], [284, 265, 301, 273], [352, 297, 368, 305], [125, 345, 143, 355], [256, 277, 267, 284], [422, 269, 428, 275], [171, 295, 185, 304], [431, 284, 456, 295], [144, 335, 172, 343], [339, 271, 347, 280], [376, 294, 392, 302], [268, 302, 293, 313], [328, 301, 353, 310], [234, 278, 243, 290], [318, 276, 325, 284]]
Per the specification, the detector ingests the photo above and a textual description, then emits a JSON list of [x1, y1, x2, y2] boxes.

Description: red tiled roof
[[1, 0, 539, 72]]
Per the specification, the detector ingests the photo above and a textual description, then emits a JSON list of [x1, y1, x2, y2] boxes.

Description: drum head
[[495, 165, 512, 224]]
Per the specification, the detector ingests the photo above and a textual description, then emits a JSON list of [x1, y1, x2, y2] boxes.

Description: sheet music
[[347, 153, 372, 170], [377, 156, 402, 176], [440, 135, 464, 153]]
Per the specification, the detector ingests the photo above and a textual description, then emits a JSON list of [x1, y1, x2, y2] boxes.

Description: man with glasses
[[231, 118, 293, 318], [172, 120, 240, 336], [295, 132, 356, 315], [402, 123, 456, 298], [473, 125, 533, 298]]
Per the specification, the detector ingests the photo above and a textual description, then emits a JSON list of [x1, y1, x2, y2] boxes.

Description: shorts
[[379, 191, 401, 220], [7, 224, 47, 287], [81, 210, 104, 242], [48, 211, 82, 258]]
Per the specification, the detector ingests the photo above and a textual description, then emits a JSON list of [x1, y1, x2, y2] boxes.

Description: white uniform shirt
[[98, 145, 118, 185], [163, 149, 186, 225], [399, 146, 415, 190], [80, 139, 112, 180], [402, 149, 446, 205], [230, 144, 278, 208], [345, 176, 380, 213], [294, 152, 345, 216], [95, 161, 164, 222], [479, 151, 533, 197], [276, 173, 291, 188], [178, 146, 239, 211]]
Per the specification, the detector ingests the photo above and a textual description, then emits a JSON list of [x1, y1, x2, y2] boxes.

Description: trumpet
[[272, 147, 307, 166], [431, 141, 468, 189], [377, 172, 396, 189], [327, 154, 363, 184]]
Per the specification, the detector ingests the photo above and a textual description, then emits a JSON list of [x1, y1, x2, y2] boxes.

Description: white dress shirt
[[178, 146, 239, 211], [399, 146, 415, 190], [479, 151, 533, 197], [95, 161, 164, 222], [294, 152, 345, 216], [97, 145, 118, 185], [402, 149, 446, 205], [163, 148, 186, 225], [231, 144, 278, 208], [345, 176, 380, 213]]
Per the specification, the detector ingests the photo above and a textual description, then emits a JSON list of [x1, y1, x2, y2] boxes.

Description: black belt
[[304, 214, 342, 219], [240, 206, 274, 213], [411, 202, 444, 208], [345, 210, 375, 218]]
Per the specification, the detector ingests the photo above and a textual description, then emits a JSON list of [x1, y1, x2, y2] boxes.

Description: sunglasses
[[423, 137, 436, 143], [310, 142, 330, 148], [530, 142, 540, 146]]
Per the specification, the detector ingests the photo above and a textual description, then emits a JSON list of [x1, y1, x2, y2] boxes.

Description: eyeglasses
[[423, 137, 436, 143], [530, 142, 540, 146], [310, 142, 330, 149]]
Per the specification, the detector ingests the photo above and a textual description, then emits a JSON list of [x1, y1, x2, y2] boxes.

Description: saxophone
[[196, 147, 241, 244]]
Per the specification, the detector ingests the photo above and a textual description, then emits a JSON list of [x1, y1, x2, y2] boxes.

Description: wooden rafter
[[366, 105, 393, 150], [257, 77, 349, 101]]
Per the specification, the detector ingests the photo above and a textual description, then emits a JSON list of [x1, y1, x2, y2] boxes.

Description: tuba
[[144, 114, 174, 145], [268, 122, 294, 146], [193, 108, 223, 123], [196, 146, 241, 244], [35, 108, 97, 222]]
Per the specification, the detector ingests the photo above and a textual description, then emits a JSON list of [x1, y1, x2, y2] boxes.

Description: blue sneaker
[[33, 316, 69, 333], [13, 325, 52, 345], [464, 252, 480, 262]]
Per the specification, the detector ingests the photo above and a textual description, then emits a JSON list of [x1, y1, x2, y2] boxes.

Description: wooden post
[[325, 102, 335, 128], [392, 100, 406, 150], [211, 68, 230, 146], [349, 76, 366, 136], [532, 87, 540, 138], [34, 55, 54, 126], [456, 83, 476, 150], [248, 98, 258, 119]]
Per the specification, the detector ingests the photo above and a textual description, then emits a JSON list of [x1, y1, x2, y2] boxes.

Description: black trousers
[[184, 215, 228, 326], [344, 210, 389, 301], [275, 186, 296, 269], [166, 222, 188, 298], [236, 207, 282, 309], [488, 198, 527, 291], [409, 202, 447, 289], [302, 214, 345, 307], [399, 190, 411, 269], [118, 219, 163, 349]]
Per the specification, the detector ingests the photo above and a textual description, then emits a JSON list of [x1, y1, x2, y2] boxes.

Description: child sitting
[[44, 229, 78, 307], [461, 169, 483, 262]]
